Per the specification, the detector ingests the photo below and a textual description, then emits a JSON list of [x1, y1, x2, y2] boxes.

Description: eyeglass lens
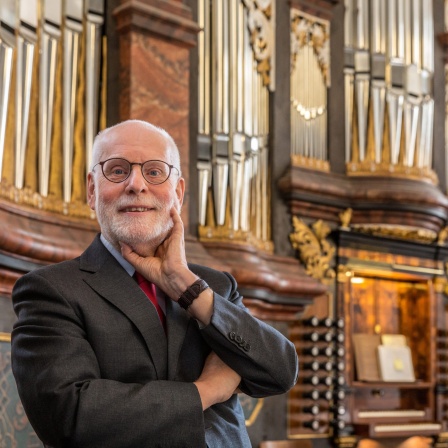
[[102, 158, 171, 184]]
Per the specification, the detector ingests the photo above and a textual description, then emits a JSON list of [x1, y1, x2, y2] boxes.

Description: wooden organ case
[[280, 0, 448, 445], [335, 231, 448, 445]]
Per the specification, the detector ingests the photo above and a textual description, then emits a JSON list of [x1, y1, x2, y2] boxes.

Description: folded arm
[[12, 271, 210, 448]]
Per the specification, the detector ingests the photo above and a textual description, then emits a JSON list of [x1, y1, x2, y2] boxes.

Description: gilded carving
[[438, 226, 448, 245], [242, 0, 274, 89], [290, 11, 330, 86], [352, 224, 437, 244], [0, 182, 95, 219], [199, 224, 274, 253], [289, 216, 335, 281], [339, 208, 353, 230]]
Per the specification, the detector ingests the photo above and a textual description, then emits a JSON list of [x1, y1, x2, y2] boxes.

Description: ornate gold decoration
[[346, 161, 438, 185], [291, 154, 329, 172], [290, 11, 330, 86], [242, 0, 274, 89], [290, 216, 335, 280], [352, 224, 437, 244], [0, 182, 95, 219], [339, 208, 352, 229], [199, 225, 274, 253], [438, 226, 448, 245]]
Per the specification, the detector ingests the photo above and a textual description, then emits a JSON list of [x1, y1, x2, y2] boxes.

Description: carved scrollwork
[[290, 11, 330, 86], [242, 0, 274, 89], [290, 216, 336, 281]]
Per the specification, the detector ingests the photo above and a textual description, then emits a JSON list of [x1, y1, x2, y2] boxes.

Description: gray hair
[[91, 120, 181, 175]]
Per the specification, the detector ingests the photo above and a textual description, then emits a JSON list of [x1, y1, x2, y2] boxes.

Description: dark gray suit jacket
[[11, 235, 298, 448]]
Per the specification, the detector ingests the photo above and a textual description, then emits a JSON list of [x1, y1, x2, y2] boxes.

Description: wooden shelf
[[352, 381, 432, 389]]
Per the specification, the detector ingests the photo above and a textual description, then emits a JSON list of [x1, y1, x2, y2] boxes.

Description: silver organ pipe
[[15, 0, 37, 190], [197, 0, 273, 250], [39, 0, 62, 197], [344, 0, 435, 182], [0, 0, 15, 182], [0, 0, 105, 215], [290, 10, 329, 169]]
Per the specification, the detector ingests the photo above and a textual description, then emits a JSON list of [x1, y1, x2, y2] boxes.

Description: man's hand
[[121, 207, 197, 300], [194, 352, 241, 411], [121, 207, 215, 324]]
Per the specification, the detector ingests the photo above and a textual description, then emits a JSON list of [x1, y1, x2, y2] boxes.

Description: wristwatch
[[178, 278, 209, 310]]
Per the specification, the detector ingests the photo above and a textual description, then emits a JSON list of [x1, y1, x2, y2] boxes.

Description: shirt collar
[[99, 235, 166, 314], [100, 234, 135, 277]]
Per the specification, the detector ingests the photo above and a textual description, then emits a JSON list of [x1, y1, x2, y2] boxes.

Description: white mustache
[[115, 197, 166, 210]]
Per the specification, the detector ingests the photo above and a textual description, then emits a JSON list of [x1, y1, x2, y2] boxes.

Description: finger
[[170, 207, 184, 233]]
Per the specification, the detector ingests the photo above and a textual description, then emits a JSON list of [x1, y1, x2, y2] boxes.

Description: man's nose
[[124, 165, 148, 193]]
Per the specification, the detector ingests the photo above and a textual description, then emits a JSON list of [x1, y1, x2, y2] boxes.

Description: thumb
[[120, 242, 142, 269]]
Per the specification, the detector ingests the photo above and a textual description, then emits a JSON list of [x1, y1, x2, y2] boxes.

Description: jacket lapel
[[165, 264, 207, 380], [166, 299, 190, 380], [80, 236, 168, 379]]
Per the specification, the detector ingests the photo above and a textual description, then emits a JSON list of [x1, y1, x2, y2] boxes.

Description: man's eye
[[113, 168, 126, 175], [146, 169, 162, 177]]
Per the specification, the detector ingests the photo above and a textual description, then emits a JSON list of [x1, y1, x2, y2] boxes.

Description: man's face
[[87, 123, 185, 253]]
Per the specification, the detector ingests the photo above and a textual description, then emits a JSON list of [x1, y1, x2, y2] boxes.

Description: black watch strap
[[178, 279, 209, 310]]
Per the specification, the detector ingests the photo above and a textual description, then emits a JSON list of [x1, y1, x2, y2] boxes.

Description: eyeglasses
[[92, 158, 179, 185]]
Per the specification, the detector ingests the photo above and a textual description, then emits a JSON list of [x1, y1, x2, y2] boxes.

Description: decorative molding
[[289, 216, 335, 281], [291, 155, 330, 172], [0, 183, 95, 219], [346, 161, 439, 185], [113, 0, 200, 47], [351, 224, 437, 244], [198, 225, 274, 254]]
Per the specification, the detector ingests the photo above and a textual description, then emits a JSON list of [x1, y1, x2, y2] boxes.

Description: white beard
[[96, 194, 178, 253]]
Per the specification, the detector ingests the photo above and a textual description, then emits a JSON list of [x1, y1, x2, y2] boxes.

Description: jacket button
[[244, 343, 251, 352], [235, 335, 243, 344], [228, 331, 236, 341]]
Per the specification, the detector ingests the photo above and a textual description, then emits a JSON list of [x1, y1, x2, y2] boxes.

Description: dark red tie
[[134, 272, 166, 331]]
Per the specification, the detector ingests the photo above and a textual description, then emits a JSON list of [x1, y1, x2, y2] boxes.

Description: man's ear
[[87, 172, 96, 210], [175, 177, 185, 207]]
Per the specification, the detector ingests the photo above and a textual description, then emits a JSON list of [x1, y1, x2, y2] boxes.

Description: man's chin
[[114, 224, 172, 252]]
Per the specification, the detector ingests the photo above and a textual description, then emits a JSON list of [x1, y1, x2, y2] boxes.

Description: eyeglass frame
[[91, 157, 180, 185]]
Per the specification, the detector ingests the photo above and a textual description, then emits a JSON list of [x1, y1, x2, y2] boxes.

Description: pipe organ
[[0, 0, 105, 217], [344, 0, 435, 182], [197, 0, 274, 252], [290, 9, 330, 172]]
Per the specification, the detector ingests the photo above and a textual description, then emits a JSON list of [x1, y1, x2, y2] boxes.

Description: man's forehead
[[99, 128, 171, 153]]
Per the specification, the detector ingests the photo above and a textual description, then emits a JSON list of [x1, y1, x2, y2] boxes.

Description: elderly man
[[11, 120, 298, 448]]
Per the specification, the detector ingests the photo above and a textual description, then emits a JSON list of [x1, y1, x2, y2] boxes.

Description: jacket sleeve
[[11, 270, 206, 448], [199, 271, 299, 398]]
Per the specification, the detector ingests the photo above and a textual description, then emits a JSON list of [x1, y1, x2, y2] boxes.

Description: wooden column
[[113, 0, 200, 231]]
